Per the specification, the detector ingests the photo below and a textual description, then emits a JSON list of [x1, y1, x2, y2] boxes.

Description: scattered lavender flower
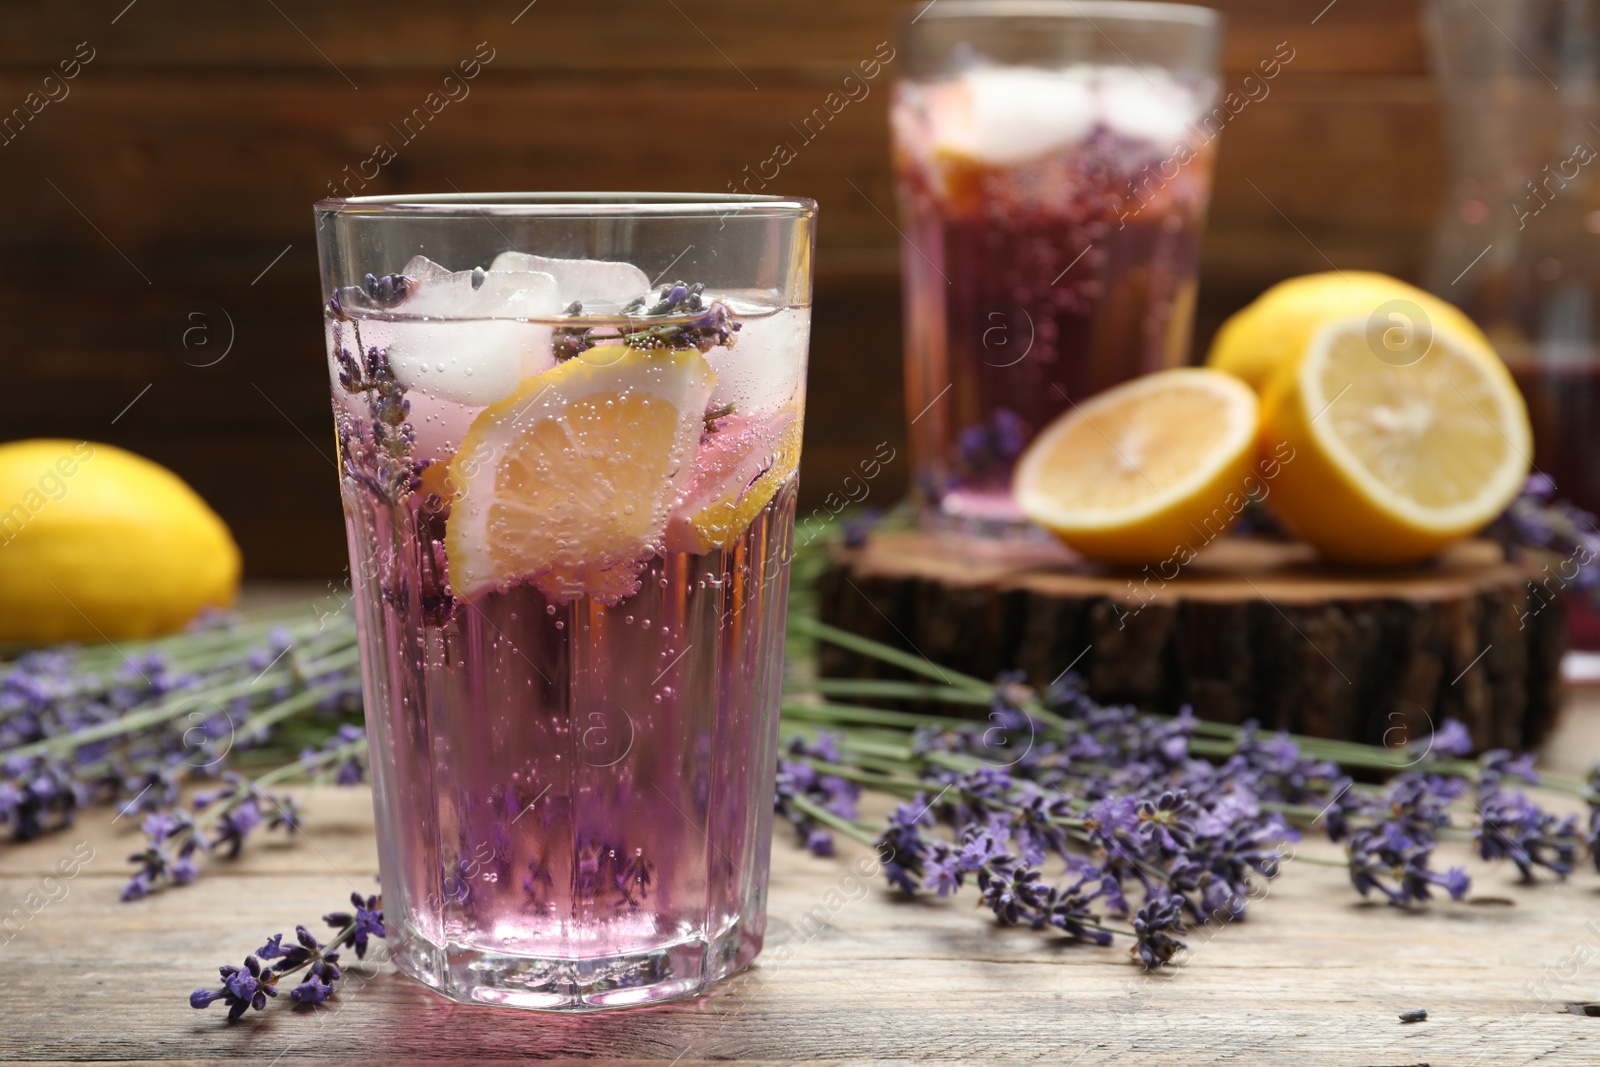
[[189, 955, 278, 1021], [1346, 820, 1470, 905], [1131, 891, 1188, 968], [775, 732, 861, 856], [1488, 473, 1600, 603], [191, 893, 384, 1019], [302, 724, 368, 786], [1475, 782, 1580, 880], [121, 726, 367, 899]]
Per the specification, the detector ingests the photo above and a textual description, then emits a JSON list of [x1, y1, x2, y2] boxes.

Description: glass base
[[388, 921, 757, 1012]]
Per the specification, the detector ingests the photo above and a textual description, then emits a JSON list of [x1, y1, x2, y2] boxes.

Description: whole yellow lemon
[[1206, 271, 1495, 392], [0, 440, 240, 642]]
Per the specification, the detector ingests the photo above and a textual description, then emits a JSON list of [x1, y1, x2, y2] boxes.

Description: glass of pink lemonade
[[892, 1, 1222, 533], [314, 193, 815, 1010]]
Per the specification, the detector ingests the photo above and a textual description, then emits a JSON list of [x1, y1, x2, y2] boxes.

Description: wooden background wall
[[0, 0, 1442, 578]]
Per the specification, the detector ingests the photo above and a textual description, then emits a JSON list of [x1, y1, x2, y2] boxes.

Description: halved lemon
[[445, 345, 715, 603], [1013, 368, 1259, 564], [1260, 315, 1531, 564], [664, 407, 802, 555], [1206, 271, 1494, 393]]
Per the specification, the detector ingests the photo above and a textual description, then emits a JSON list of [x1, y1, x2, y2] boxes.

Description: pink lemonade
[[892, 65, 1217, 531], [322, 238, 810, 1009]]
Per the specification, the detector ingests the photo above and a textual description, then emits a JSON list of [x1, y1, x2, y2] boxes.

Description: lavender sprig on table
[[782, 616, 1600, 968], [1, 612, 361, 845], [190, 893, 385, 1018], [123, 726, 367, 899]]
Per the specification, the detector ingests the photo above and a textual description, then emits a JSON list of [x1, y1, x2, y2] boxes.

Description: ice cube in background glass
[[1096, 66, 1203, 146], [384, 255, 561, 406], [937, 66, 1095, 165], [489, 251, 651, 310], [705, 304, 808, 416]]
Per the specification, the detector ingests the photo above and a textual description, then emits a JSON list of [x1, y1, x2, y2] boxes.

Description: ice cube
[[704, 304, 807, 416], [938, 66, 1095, 165], [489, 251, 651, 311], [383, 255, 561, 407], [1096, 66, 1203, 147]]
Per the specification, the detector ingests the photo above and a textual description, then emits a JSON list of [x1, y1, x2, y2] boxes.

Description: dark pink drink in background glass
[[892, 3, 1222, 533]]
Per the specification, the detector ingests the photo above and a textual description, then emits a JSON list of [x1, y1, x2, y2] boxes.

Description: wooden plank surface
[[3, 696, 1599, 1065]]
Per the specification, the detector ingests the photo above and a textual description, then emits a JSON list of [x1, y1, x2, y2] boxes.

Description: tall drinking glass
[[892, 1, 1222, 533], [314, 193, 816, 1010]]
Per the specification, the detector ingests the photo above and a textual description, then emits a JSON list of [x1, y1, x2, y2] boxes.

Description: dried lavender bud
[[333, 322, 420, 505], [362, 272, 410, 307], [1131, 891, 1187, 968], [189, 955, 278, 1021], [1475, 781, 1580, 880], [551, 281, 741, 359]]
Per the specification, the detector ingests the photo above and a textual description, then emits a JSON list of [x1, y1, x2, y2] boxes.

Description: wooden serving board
[[817, 531, 1567, 750]]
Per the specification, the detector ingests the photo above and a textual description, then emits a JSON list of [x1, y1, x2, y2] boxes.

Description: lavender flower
[[322, 892, 386, 959], [955, 408, 1030, 479], [301, 724, 368, 786], [1488, 474, 1600, 603], [121, 727, 365, 899], [189, 955, 279, 1021], [1346, 820, 1470, 905], [123, 810, 200, 901], [775, 732, 861, 856], [1476, 784, 1579, 880], [333, 326, 420, 506], [191, 894, 385, 1018], [1131, 891, 1188, 968], [552, 280, 742, 361]]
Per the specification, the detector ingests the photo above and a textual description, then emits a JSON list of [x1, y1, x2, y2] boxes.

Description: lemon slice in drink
[[1012, 368, 1259, 564], [665, 408, 802, 555], [445, 345, 715, 603], [1260, 316, 1531, 564]]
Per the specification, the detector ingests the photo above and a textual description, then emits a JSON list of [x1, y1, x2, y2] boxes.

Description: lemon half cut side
[[1260, 315, 1532, 564], [1013, 368, 1260, 564]]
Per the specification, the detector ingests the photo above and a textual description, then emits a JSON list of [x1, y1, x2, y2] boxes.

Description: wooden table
[[5, 696, 1600, 1066]]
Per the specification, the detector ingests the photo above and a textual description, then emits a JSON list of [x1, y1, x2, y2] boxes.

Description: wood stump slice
[[816, 531, 1567, 751]]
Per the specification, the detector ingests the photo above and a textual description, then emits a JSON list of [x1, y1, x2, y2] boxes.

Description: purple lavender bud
[[1425, 718, 1474, 758]]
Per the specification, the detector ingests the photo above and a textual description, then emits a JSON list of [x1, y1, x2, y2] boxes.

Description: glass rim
[[900, 0, 1221, 30], [315, 191, 818, 220]]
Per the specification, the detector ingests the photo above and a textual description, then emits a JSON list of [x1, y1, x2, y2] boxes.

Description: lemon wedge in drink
[[1012, 368, 1259, 564], [1260, 316, 1531, 564], [665, 408, 802, 555], [445, 345, 715, 603]]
